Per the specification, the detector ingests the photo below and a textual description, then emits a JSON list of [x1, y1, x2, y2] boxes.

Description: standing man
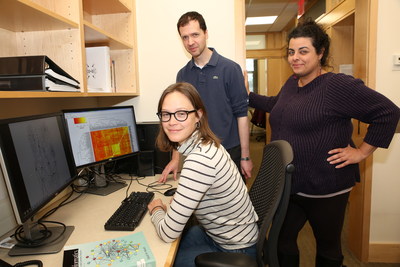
[[159, 11, 252, 182]]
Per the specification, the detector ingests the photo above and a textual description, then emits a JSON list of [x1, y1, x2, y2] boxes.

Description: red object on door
[[298, 0, 305, 17]]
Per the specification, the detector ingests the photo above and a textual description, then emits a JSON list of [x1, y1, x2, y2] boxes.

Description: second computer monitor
[[0, 112, 77, 255], [63, 106, 140, 169]]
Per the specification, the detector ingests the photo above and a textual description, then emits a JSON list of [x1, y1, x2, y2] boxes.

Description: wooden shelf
[[84, 21, 132, 50], [84, 92, 139, 97], [0, 0, 78, 32], [326, 0, 346, 13], [0, 91, 84, 99], [329, 13, 354, 72], [0, 91, 138, 99], [317, 0, 355, 28], [83, 0, 131, 15]]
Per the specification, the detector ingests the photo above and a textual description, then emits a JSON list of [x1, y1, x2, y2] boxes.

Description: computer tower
[[137, 122, 171, 174]]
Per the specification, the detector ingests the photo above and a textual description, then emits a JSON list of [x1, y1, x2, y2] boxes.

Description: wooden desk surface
[[0, 175, 179, 267]]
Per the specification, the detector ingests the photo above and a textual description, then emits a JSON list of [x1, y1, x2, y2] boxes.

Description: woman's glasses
[[156, 110, 196, 122]]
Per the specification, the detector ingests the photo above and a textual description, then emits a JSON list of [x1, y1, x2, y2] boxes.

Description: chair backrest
[[250, 108, 267, 129], [248, 140, 294, 267]]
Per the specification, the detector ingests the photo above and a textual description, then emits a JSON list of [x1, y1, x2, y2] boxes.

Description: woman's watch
[[240, 157, 250, 161]]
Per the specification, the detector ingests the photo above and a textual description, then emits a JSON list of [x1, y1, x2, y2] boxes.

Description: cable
[[12, 222, 52, 248], [14, 260, 43, 267], [39, 185, 83, 220], [11, 185, 82, 249], [134, 176, 173, 195], [122, 174, 135, 199], [13, 221, 67, 248]]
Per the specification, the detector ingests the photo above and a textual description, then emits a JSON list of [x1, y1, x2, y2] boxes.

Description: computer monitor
[[0, 112, 77, 256], [62, 106, 140, 195]]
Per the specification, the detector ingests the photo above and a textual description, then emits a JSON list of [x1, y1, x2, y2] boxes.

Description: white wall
[[370, 0, 400, 243], [120, 0, 245, 123]]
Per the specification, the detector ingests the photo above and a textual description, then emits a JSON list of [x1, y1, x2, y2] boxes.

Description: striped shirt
[[151, 132, 259, 250]]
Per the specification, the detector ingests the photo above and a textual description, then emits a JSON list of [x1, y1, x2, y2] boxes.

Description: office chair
[[249, 108, 266, 143], [195, 140, 295, 267]]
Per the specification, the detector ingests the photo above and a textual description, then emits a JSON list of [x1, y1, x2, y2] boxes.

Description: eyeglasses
[[156, 110, 197, 122]]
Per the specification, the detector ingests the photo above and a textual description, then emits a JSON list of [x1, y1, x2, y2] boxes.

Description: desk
[[0, 175, 179, 267]]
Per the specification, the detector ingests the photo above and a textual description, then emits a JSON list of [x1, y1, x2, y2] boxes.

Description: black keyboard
[[104, 191, 155, 231]]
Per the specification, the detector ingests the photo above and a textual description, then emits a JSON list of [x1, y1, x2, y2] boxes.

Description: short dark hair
[[177, 11, 207, 34], [156, 82, 220, 152], [288, 18, 331, 67]]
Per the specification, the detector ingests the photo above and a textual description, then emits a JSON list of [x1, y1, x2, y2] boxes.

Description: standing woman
[[148, 82, 259, 267], [247, 19, 400, 267]]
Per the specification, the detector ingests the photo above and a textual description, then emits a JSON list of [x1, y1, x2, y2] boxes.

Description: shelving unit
[[0, 0, 139, 98], [327, 13, 354, 73], [317, 0, 384, 262], [325, 0, 346, 13]]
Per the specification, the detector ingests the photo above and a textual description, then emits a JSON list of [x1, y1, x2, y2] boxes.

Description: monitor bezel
[[62, 105, 140, 169]]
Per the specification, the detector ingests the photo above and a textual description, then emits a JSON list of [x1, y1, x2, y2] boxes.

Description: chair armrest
[[195, 252, 258, 267]]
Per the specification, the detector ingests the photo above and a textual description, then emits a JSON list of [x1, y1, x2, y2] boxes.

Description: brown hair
[[156, 82, 220, 152], [177, 11, 207, 34]]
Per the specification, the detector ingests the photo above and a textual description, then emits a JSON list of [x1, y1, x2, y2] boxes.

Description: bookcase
[[0, 0, 139, 98]]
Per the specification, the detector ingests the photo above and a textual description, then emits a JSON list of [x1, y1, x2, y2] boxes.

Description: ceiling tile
[[245, 0, 298, 33]]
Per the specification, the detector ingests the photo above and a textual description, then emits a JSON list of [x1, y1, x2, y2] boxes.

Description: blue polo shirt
[[176, 48, 248, 149]]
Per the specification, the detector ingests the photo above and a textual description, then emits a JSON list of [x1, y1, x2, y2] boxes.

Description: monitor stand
[[85, 164, 127, 196], [9, 225, 74, 256], [86, 182, 127, 196]]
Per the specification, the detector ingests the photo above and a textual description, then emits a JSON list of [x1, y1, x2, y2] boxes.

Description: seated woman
[[147, 82, 259, 267]]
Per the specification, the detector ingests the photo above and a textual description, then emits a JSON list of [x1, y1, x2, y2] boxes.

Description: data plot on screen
[[63, 106, 139, 168], [91, 125, 132, 162]]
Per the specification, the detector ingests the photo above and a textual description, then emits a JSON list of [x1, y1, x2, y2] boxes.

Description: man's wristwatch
[[240, 157, 250, 161]]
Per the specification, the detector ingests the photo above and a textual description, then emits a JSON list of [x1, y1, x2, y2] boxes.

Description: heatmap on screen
[[63, 106, 139, 168]]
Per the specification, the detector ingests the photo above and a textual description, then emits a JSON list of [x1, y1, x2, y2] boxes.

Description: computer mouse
[[164, 188, 177, 196]]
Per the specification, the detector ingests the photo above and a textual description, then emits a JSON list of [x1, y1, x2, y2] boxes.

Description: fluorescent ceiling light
[[245, 16, 278, 26]]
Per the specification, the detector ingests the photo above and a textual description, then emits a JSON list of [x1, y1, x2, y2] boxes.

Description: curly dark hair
[[288, 18, 331, 68]]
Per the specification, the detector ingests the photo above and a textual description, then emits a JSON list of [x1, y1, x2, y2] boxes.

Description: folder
[[0, 55, 80, 91], [0, 75, 46, 91]]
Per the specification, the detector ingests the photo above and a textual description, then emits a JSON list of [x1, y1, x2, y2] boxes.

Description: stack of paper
[[45, 68, 80, 92]]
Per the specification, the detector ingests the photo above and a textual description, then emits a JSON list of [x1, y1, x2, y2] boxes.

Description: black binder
[[0, 75, 46, 91], [0, 55, 79, 91]]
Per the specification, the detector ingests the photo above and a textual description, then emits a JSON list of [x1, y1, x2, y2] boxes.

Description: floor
[[247, 131, 400, 267]]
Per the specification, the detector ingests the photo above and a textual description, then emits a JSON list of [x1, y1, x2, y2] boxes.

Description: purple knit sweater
[[249, 72, 400, 195]]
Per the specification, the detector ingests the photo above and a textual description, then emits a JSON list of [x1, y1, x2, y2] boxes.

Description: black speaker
[[106, 154, 138, 175], [108, 151, 154, 176], [137, 150, 154, 177], [137, 122, 171, 174]]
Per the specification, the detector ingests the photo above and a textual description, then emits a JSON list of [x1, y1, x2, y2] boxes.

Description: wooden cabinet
[[318, 0, 379, 262], [327, 14, 354, 73], [0, 0, 139, 98], [326, 0, 346, 13]]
